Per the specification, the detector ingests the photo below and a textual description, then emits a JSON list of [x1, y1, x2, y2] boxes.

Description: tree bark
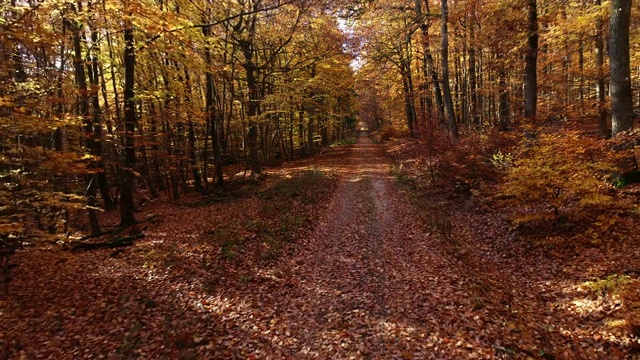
[[499, 67, 510, 131], [120, 15, 137, 227], [469, 32, 479, 126], [440, 0, 458, 140], [524, 0, 538, 119], [419, 0, 444, 127], [246, 63, 262, 173], [401, 34, 417, 136], [86, 2, 115, 210], [609, 0, 633, 136], [68, 3, 100, 235], [594, 0, 608, 137]]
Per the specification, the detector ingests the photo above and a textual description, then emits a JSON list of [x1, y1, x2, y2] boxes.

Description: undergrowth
[[142, 169, 336, 278], [216, 169, 334, 263], [389, 125, 638, 246], [386, 125, 640, 354]]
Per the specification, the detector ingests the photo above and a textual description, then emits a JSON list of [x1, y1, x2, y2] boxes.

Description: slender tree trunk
[[136, 107, 158, 199], [289, 96, 295, 159], [103, 0, 121, 126], [578, 40, 585, 115], [188, 121, 203, 191], [469, 45, 478, 126], [54, 15, 66, 152], [86, 4, 115, 210], [120, 15, 137, 226], [307, 114, 315, 154], [609, 0, 633, 136], [246, 65, 261, 174], [306, 65, 317, 153], [413, 20, 431, 129], [524, 0, 538, 119], [403, 34, 417, 136], [148, 100, 164, 191], [499, 67, 510, 131], [441, 0, 458, 140], [298, 108, 305, 156], [468, 3, 479, 127], [402, 74, 416, 136], [420, 0, 444, 126], [68, 4, 100, 235]]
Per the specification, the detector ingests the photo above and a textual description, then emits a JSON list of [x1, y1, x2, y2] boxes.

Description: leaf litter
[[1, 135, 639, 359]]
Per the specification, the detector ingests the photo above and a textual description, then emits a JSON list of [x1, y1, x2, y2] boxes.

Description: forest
[[1, 0, 639, 358]]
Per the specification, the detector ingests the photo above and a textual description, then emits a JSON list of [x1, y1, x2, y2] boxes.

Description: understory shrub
[[500, 130, 618, 226], [379, 124, 404, 142], [409, 129, 517, 195]]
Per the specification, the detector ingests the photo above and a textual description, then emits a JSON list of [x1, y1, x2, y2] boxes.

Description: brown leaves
[[2, 135, 639, 359], [386, 134, 640, 359]]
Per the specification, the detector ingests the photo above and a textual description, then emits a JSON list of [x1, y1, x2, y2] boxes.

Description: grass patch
[[332, 137, 358, 146], [257, 169, 327, 200], [253, 169, 334, 261], [208, 226, 245, 262], [581, 274, 632, 297], [390, 165, 416, 188]]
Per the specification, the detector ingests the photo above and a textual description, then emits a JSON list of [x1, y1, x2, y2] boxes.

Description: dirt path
[[221, 135, 498, 359]]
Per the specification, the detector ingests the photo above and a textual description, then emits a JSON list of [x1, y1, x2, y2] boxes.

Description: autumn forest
[[1, 0, 640, 358]]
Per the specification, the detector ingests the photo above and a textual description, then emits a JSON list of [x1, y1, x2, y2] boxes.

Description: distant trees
[[354, 0, 639, 138]]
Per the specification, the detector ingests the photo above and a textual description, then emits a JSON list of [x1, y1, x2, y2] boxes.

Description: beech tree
[[594, 0, 608, 137], [440, 0, 457, 139], [609, 0, 633, 136], [524, 0, 538, 119]]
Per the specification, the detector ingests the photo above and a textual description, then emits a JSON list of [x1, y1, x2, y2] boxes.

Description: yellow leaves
[[579, 193, 613, 207], [500, 130, 619, 225]]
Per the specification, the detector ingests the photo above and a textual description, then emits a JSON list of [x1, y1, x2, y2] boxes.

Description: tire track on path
[[222, 134, 504, 359], [261, 134, 488, 359]]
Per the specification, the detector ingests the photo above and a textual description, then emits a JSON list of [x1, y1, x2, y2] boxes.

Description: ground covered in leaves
[[2, 134, 640, 359]]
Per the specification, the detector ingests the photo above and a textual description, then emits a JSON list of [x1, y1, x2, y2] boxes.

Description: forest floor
[[1, 134, 640, 359]]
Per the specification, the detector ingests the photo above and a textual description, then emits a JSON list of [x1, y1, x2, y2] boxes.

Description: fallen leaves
[[1, 135, 639, 359]]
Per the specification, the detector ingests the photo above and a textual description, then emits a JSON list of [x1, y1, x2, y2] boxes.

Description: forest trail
[[234, 134, 497, 358]]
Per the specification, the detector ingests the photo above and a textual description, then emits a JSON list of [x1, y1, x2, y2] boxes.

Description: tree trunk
[[402, 74, 416, 136], [307, 114, 315, 153], [68, 4, 100, 235], [499, 67, 510, 131], [441, 0, 458, 140], [86, 3, 115, 210], [246, 65, 261, 174], [120, 16, 137, 227], [524, 0, 538, 119], [594, 0, 608, 136], [468, 4, 479, 126], [54, 14, 67, 153], [609, 0, 633, 136], [419, 0, 445, 127], [402, 34, 417, 136]]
